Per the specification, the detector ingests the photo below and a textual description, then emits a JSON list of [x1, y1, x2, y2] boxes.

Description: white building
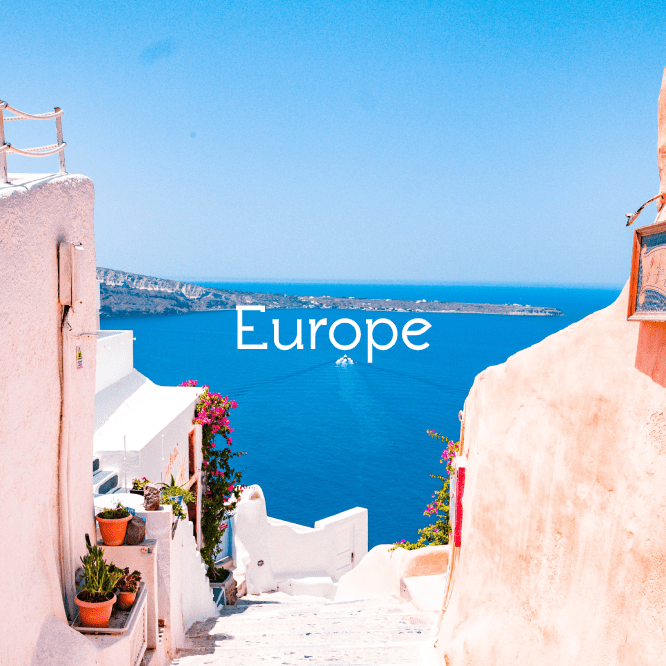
[[93, 329, 204, 544]]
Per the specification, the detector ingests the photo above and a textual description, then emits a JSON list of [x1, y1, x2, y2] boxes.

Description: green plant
[[392, 429, 458, 551], [78, 544, 123, 603], [158, 474, 195, 520], [116, 567, 142, 593], [161, 495, 187, 520], [96, 503, 131, 520], [180, 381, 244, 579], [159, 474, 196, 502], [132, 477, 149, 491]]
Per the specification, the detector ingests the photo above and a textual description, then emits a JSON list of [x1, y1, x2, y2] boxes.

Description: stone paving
[[172, 592, 439, 666]]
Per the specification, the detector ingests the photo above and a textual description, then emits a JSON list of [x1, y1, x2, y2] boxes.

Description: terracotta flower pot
[[117, 590, 137, 610], [75, 592, 116, 628], [96, 513, 133, 546]]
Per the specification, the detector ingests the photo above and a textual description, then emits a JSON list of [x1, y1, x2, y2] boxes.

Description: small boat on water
[[335, 354, 354, 366]]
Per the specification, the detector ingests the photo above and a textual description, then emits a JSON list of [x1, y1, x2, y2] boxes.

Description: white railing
[[0, 100, 66, 183]]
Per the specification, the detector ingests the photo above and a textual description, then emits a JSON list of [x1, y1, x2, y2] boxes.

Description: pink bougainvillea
[[180, 380, 245, 580], [392, 428, 459, 551]]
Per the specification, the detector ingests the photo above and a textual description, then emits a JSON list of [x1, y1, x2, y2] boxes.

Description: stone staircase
[[172, 593, 439, 666], [93, 455, 120, 495]]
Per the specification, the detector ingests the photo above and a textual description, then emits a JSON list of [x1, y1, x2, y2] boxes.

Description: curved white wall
[[0, 174, 97, 665], [232, 485, 368, 595]]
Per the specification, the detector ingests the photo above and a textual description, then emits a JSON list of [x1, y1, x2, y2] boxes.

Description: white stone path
[[172, 592, 439, 666]]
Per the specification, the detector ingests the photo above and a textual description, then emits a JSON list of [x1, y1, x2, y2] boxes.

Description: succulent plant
[[116, 567, 142, 593], [78, 544, 123, 603]]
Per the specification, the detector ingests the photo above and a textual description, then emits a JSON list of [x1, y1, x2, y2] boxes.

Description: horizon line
[[182, 277, 625, 290], [98, 267, 625, 291]]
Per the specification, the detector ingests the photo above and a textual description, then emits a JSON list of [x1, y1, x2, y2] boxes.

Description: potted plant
[[130, 477, 149, 496], [96, 503, 133, 546], [115, 567, 142, 610], [159, 475, 195, 521], [76, 544, 123, 628]]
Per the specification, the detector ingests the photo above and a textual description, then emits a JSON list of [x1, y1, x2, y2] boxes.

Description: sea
[[100, 283, 622, 548]]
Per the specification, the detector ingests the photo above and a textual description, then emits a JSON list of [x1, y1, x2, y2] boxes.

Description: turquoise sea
[[101, 283, 621, 547]]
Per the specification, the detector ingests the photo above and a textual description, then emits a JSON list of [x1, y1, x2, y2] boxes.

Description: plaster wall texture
[[231, 485, 368, 594], [437, 284, 666, 665], [0, 174, 97, 665]]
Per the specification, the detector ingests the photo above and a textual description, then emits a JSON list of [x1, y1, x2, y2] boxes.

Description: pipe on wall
[[57, 239, 96, 619], [58, 315, 76, 618]]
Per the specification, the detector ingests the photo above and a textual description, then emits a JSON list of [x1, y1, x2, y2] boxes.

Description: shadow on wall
[[635, 322, 666, 387]]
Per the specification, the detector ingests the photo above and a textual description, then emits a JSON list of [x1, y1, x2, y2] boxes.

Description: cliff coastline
[[98, 267, 563, 319]]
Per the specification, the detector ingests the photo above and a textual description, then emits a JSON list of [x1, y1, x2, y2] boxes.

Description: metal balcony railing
[[0, 101, 66, 183]]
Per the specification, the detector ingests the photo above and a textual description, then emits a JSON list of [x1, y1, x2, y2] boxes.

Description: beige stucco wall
[[437, 283, 666, 665], [0, 174, 98, 665]]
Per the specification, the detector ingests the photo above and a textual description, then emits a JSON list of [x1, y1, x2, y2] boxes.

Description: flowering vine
[[392, 428, 460, 551], [180, 380, 244, 580], [427, 429, 461, 475]]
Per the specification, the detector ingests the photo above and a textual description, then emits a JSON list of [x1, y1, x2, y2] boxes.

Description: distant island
[[97, 268, 563, 318]]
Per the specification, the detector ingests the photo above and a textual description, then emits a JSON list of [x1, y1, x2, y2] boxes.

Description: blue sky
[[3, 0, 665, 285]]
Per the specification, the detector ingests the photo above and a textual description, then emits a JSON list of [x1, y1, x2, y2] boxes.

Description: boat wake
[[335, 355, 354, 367]]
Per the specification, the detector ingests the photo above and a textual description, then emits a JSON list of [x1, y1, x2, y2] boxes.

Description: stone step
[[226, 595, 405, 610], [217, 602, 418, 621], [194, 621, 431, 637], [178, 594, 438, 666], [173, 641, 434, 665], [93, 469, 118, 495], [214, 609, 433, 629], [191, 628, 430, 646], [277, 576, 337, 600], [179, 592, 437, 666]]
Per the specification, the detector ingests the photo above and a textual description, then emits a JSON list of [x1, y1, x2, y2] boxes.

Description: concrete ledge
[[399, 545, 450, 578], [400, 573, 446, 612], [277, 576, 337, 600]]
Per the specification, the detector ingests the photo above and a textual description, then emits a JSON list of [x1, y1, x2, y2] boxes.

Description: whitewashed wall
[[0, 174, 98, 666], [231, 485, 368, 595], [95, 330, 133, 392]]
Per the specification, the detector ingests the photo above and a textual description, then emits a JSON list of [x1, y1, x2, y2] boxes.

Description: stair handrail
[[0, 100, 67, 183]]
